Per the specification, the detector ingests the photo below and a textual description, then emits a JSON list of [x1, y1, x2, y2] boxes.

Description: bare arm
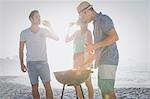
[[46, 30, 59, 40], [87, 30, 93, 45], [65, 31, 77, 43], [19, 41, 27, 72], [65, 22, 77, 43], [42, 20, 59, 40], [85, 31, 95, 67], [94, 28, 119, 50], [19, 41, 24, 65]]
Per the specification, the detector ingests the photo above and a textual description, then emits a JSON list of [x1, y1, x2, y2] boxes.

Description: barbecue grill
[[54, 69, 92, 99]]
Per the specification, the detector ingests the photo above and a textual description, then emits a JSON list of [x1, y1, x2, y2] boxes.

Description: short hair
[[29, 10, 39, 20]]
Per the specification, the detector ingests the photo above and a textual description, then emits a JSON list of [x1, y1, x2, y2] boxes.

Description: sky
[[0, 0, 149, 88]]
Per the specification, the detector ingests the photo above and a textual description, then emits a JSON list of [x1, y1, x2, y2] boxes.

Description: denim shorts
[[27, 61, 51, 84]]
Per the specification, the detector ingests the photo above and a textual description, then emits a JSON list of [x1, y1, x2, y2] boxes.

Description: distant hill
[[0, 56, 21, 76]]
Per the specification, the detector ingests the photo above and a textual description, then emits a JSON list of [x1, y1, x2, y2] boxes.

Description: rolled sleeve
[[101, 15, 114, 34], [20, 31, 26, 42]]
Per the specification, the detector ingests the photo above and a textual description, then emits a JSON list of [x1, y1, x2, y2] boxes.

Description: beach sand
[[0, 76, 150, 99]]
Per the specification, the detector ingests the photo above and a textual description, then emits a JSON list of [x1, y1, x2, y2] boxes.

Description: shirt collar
[[93, 12, 102, 24]]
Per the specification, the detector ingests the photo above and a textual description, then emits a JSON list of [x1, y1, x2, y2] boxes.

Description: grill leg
[[61, 84, 65, 99], [80, 85, 85, 99]]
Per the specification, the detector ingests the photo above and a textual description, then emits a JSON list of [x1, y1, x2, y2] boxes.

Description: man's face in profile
[[79, 9, 92, 23]]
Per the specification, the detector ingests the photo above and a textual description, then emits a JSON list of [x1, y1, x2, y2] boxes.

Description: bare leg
[[75, 86, 84, 99], [43, 81, 53, 99], [32, 84, 40, 99], [102, 91, 116, 99], [85, 77, 94, 99], [73, 53, 85, 99], [107, 91, 116, 99]]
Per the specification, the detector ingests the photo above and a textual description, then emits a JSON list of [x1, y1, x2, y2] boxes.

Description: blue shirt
[[93, 12, 119, 66]]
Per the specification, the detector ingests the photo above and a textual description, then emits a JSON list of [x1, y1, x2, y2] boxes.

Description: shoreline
[[0, 75, 150, 88]]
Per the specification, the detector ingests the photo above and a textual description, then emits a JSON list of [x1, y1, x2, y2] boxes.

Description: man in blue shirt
[[77, 1, 119, 99]]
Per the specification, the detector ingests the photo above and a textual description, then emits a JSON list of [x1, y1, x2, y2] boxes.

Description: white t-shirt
[[20, 27, 49, 61]]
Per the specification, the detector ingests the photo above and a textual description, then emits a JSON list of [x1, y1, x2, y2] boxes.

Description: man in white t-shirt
[[19, 10, 59, 99]]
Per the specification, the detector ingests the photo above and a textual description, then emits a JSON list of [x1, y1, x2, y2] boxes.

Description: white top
[[20, 27, 49, 61]]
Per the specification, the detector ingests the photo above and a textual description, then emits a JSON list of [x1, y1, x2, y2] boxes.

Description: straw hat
[[77, 1, 92, 14]]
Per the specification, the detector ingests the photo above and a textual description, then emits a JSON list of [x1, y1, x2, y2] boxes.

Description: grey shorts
[[27, 61, 51, 85], [98, 64, 117, 93]]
